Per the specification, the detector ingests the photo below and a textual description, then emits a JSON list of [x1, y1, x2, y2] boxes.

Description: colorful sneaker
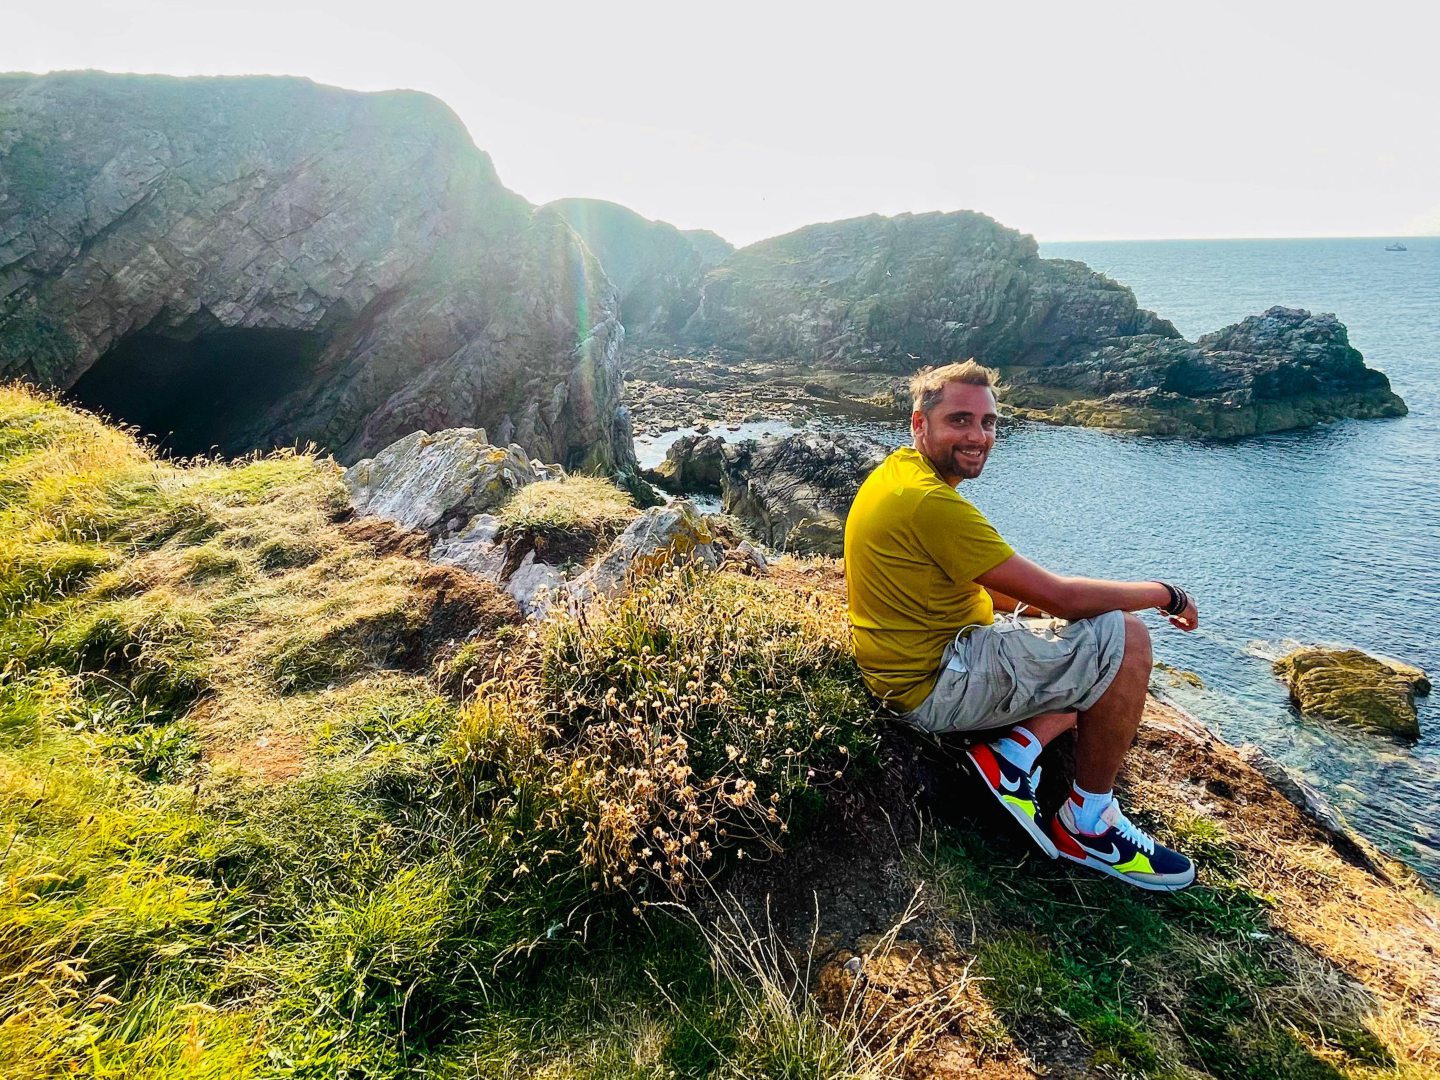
[[964, 742, 1059, 858], [1050, 799, 1196, 891]]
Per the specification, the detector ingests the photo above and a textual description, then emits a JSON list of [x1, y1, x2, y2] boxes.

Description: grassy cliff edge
[[2, 384, 1437, 1079]]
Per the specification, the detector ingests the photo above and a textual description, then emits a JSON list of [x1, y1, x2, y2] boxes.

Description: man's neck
[[912, 442, 962, 489]]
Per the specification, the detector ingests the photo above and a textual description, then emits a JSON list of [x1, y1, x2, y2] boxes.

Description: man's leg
[[1052, 613, 1195, 890], [986, 710, 1075, 771], [965, 710, 1076, 859], [1073, 612, 1151, 792]]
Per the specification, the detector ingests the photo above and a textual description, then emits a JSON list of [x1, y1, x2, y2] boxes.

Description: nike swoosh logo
[[1000, 773, 1023, 793], [1077, 840, 1123, 864]]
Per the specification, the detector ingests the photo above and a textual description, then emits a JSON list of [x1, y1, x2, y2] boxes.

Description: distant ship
[[1385, 241, 1408, 251]]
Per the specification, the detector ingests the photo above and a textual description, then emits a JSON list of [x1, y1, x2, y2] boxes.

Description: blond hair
[[909, 360, 1000, 414]]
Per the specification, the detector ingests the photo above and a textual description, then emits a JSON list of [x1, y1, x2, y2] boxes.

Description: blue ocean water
[[638, 237, 1440, 883]]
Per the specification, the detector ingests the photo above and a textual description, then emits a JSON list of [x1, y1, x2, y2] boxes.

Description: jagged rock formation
[[1006, 307, 1408, 437], [342, 428, 559, 535], [0, 72, 635, 473], [345, 426, 738, 616], [547, 198, 719, 343], [590, 209, 1404, 438], [681, 212, 1176, 369], [679, 228, 734, 269], [1274, 646, 1430, 739], [653, 431, 888, 554]]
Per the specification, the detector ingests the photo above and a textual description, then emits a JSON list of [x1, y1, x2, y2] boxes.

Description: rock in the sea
[[1274, 647, 1430, 738], [1008, 307, 1408, 437], [0, 72, 636, 475], [343, 429, 556, 534], [661, 432, 888, 555]]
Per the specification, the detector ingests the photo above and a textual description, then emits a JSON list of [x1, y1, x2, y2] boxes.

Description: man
[[844, 360, 1199, 891]]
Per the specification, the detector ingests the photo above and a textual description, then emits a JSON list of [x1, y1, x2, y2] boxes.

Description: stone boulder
[[660, 432, 888, 555], [567, 501, 721, 605], [647, 434, 726, 493], [1274, 647, 1430, 739], [343, 428, 557, 534], [0, 72, 636, 475], [344, 426, 729, 617]]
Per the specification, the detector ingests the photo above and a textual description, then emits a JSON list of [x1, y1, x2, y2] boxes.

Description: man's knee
[[1121, 612, 1153, 672]]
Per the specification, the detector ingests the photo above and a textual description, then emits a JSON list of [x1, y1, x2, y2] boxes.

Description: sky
[[5, 0, 1437, 247]]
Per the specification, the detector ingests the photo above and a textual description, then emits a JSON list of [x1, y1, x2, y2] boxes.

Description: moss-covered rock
[[1274, 647, 1430, 738]]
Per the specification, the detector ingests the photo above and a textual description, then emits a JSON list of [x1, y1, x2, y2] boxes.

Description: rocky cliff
[[682, 211, 1178, 370], [546, 197, 723, 344], [0, 72, 635, 473], [571, 207, 1404, 438]]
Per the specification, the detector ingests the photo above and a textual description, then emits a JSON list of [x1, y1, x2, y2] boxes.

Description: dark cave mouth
[[67, 328, 325, 458]]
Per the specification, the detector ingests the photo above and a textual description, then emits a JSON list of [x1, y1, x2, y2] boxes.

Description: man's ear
[[910, 409, 925, 440]]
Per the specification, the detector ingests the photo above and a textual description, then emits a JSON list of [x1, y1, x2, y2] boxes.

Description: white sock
[[991, 725, 1041, 774], [1068, 783, 1114, 834]]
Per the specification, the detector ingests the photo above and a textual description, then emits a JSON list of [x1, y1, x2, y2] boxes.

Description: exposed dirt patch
[[194, 696, 309, 784], [340, 516, 432, 559], [814, 940, 1037, 1079], [209, 727, 308, 783], [412, 564, 521, 654]]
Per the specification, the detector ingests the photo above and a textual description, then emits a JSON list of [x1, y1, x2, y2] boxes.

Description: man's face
[[912, 381, 998, 484]]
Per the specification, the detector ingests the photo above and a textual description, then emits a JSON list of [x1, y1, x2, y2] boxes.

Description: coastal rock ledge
[[582, 204, 1406, 439]]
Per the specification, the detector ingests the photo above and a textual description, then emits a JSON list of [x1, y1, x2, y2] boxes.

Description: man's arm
[[984, 585, 1051, 617], [976, 553, 1198, 631]]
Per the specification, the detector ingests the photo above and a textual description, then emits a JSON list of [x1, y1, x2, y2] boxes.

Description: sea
[[635, 237, 1440, 885]]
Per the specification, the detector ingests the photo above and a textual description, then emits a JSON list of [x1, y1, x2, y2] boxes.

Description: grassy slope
[[1, 383, 1437, 1079]]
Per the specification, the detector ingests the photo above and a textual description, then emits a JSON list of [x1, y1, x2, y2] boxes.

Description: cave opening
[[68, 328, 326, 458]]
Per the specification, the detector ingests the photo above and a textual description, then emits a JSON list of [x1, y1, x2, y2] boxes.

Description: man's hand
[[1167, 594, 1199, 632]]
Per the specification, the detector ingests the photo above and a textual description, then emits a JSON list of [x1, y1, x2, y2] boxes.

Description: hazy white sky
[[6, 0, 1437, 246]]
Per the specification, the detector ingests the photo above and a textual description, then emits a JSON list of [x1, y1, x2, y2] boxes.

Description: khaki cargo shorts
[[902, 610, 1127, 735]]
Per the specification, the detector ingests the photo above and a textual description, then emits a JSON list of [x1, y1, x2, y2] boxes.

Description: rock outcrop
[[566, 502, 721, 606], [1274, 646, 1430, 739], [655, 432, 888, 555], [681, 212, 1175, 370], [1006, 307, 1409, 437], [347, 427, 741, 616], [0, 72, 636, 474], [679, 229, 735, 269], [599, 210, 1405, 438], [342, 428, 558, 535]]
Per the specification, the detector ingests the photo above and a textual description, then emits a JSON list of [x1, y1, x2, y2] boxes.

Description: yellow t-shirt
[[844, 447, 1015, 712]]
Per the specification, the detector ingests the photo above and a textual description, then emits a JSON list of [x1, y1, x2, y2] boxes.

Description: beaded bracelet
[[1154, 581, 1189, 617]]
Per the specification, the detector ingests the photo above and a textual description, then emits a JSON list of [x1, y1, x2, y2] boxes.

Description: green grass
[[916, 815, 1391, 1078], [0, 383, 897, 1077], [0, 382, 1428, 1078], [496, 474, 640, 564]]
